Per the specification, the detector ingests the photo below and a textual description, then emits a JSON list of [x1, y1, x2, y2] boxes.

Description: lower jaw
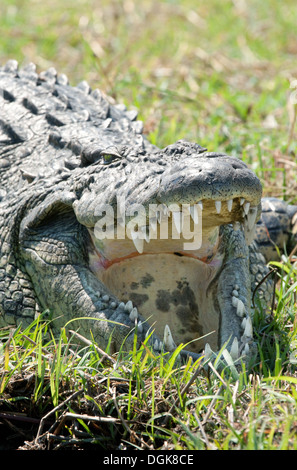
[[89, 251, 224, 353]]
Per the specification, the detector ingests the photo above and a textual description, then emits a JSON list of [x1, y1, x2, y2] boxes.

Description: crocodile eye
[[102, 154, 114, 164], [101, 146, 122, 164]]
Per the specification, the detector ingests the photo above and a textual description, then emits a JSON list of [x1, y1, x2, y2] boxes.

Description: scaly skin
[[1, 60, 295, 366]]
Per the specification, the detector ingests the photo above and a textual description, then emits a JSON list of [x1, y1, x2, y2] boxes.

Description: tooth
[[149, 216, 158, 233], [232, 296, 238, 308], [162, 204, 169, 216], [215, 201, 221, 214], [190, 205, 199, 224], [247, 207, 257, 230], [129, 307, 138, 321], [140, 225, 150, 243], [267, 200, 276, 212], [243, 218, 256, 245], [154, 339, 160, 351], [163, 324, 176, 352], [244, 343, 250, 355], [241, 317, 247, 330], [227, 199, 233, 212], [204, 343, 213, 361], [137, 321, 143, 333], [118, 302, 125, 310], [233, 221, 241, 231], [230, 337, 239, 360], [243, 317, 253, 338], [236, 299, 245, 317], [131, 232, 144, 253], [117, 216, 125, 228], [240, 198, 245, 206], [243, 202, 250, 215], [124, 300, 133, 313], [172, 211, 182, 234], [232, 290, 239, 297], [102, 294, 110, 302], [110, 301, 117, 309], [157, 204, 168, 223]]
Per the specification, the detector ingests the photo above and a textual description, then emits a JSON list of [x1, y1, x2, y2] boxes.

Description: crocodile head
[[74, 140, 262, 356]]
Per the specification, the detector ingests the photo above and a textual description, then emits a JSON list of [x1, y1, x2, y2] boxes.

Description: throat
[[90, 252, 224, 352]]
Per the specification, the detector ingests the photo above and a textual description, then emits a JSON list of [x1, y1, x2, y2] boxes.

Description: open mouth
[[86, 196, 259, 356]]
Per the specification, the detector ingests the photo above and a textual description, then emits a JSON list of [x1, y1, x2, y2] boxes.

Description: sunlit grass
[[0, 0, 297, 450]]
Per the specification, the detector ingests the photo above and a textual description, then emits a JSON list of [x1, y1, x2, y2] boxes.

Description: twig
[[207, 361, 228, 388], [69, 329, 116, 365], [20, 333, 51, 356], [35, 389, 83, 442], [0, 411, 43, 425], [63, 412, 119, 424], [201, 385, 224, 425], [111, 386, 151, 449]]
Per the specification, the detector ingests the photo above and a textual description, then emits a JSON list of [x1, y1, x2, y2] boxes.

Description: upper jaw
[[157, 152, 262, 207], [85, 195, 261, 261]]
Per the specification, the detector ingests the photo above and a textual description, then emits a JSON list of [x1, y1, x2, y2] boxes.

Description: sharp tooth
[[215, 201, 221, 214], [149, 216, 158, 233], [163, 324, 176, 351], [241, 317, 247, 330], [247, 207, 257, 230], [230, 337, 239, 360], [227, 199, 233, 212], [244, 343, 250, 355], [232, 296, 239, 308], [182, 204, 191, 216], [140, 225, 150, 243], [118, 302, 125, 310], [157, 204, 168, 223], [243, 202, 250, 215], [236, 299, 245, 317], [172, 211, 182, 234], [131, 232, 144, 253], [240, 198, 245, 206], [233, 221, 241, 231], [190, 205, 199, 224], [162, 203, 169, 216], [204, 343, 213, 361], [117, 216, 125, 228], [129, 307, 138, 321], [243, 317, 253, 338], [154, 339, 160, 351], [267, 200, 276, 212], [243, 217, 256, 245], [137, 320, 143, 333], [124, 300, 133, 313]]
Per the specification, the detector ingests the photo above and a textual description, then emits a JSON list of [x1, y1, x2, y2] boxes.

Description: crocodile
[[0, 60, 296, 365]]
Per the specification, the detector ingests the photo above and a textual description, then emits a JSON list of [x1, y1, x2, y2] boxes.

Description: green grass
[[0, 0, 297, 450]]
